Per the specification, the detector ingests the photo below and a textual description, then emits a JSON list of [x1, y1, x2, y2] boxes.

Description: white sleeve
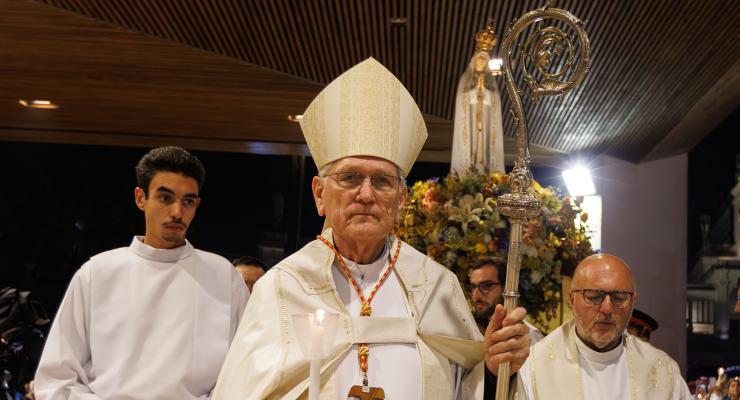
[[212, 270, 288, 400], [515, 356, 535, 400], [207, 266, 250, 399], [672, 367, 693, 400], [459, 362, 525, 400], [229, 268, 250, 340], [459, 362, 484, 399], [452, 363, 465, 399], [34, 264, 102, 400]]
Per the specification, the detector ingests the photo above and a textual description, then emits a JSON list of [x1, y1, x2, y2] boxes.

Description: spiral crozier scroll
[[494, 2, 590, 399]]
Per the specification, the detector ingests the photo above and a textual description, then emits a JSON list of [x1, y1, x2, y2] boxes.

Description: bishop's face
[[135, 171, 201, 249], [311, 156, 406, 246]]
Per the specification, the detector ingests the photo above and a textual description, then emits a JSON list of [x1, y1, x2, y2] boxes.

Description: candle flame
[[315, 309, 325, 326]]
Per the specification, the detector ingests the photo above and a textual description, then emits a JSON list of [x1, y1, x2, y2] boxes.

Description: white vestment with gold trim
[[516, 320, 691, 400], [213, 229, 488, 400]]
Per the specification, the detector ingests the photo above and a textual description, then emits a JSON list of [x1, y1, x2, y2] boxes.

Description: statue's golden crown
[[475, 21, 497, 51]]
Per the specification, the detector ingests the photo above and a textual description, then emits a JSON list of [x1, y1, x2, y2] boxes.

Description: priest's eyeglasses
[[572, 289, 634, 308], [467, 280, 501, 294], [327, 172, 403, 193]]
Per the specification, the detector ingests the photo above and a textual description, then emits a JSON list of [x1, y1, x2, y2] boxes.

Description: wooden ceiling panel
[[0, 0, 322, 145], [3, 0, 739, 163]]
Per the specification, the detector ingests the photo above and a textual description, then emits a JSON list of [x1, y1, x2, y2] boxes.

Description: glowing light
[[315, 309, 325, 326], [488, 58, 503, 75], [19, 99, 60, 109], [562, 166, 596, 196]]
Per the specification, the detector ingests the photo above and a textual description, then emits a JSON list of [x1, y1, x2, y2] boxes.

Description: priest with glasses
[[516, 253, 691, 399]]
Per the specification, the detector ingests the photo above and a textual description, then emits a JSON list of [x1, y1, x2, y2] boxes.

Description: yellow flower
[[404, 214, 415, 226], [475, 242, 487, 254]]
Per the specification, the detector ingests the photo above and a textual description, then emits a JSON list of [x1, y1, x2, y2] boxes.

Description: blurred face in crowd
[[135, 172, 200, 249], [569, 254, 636, 351], [236, 264, 265, 292], [469, 264, 503, 323], [312, 156, 405, 252], [729, 379, 739, 398]]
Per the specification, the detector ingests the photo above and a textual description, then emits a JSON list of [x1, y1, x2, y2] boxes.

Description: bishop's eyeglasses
[[572, 289, 634, 308], [327, 172, 403, 193]]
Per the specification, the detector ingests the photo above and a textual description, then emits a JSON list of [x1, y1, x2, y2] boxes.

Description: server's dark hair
[[135, 146, 205, 196]]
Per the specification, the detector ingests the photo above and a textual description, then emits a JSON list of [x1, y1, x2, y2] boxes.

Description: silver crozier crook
[[494, 2, 590, 398]]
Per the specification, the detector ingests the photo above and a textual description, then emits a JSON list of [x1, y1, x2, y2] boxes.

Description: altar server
[[35, 146, 249, 399]]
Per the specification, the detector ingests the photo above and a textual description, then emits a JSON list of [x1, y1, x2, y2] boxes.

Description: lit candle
[[308, 309, 325, 400], [311, 309, 326, 357]]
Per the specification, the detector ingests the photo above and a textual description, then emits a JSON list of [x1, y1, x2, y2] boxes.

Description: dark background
[[687, 108, 740, 267]]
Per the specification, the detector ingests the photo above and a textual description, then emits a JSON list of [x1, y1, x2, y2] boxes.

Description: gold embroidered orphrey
[[525, 320, 678, 400]]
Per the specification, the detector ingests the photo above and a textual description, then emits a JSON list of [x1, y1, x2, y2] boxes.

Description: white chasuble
[[212, 229, 487, 400], [35, 237, 249, 400], [517, 320, 692, 400]]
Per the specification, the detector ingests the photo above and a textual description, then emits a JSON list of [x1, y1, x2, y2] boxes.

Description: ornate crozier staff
[[494, 2, 590, 398]]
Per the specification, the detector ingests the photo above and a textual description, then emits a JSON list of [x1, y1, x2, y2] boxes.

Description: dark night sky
[[687, 108, 740, 266]]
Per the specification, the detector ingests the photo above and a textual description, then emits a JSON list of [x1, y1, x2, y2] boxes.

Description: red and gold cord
[[317, 235, 402, 386]]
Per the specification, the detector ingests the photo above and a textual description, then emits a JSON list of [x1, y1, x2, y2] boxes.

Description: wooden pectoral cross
[[347, 385, 385, 400]]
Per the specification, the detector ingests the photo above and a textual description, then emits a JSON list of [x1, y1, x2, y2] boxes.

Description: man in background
[[232, 255, 268, 292], [517, 253, 691, 399], [468, 257, 543, 341], [35, 146, 249, 399], [627, 308, 659, 341]]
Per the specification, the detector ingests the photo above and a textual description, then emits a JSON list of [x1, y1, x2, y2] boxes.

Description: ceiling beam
[[643, 58, 740, 162], [0, 126, 567, 168]]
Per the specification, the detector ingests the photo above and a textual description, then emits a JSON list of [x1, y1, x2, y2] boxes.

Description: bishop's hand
[[483, 304, 530, 376]]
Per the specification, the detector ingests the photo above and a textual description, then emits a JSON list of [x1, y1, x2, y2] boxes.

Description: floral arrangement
[[395, 170, 593, 329]]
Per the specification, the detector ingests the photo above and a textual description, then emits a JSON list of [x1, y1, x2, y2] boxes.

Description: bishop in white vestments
[[516, 253, 691, 400], [212, 58, 531, 400], [35, 147, 249, 399]]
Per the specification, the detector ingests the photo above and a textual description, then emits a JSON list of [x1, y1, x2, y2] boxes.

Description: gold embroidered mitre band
[[299, 57, 428, 176]]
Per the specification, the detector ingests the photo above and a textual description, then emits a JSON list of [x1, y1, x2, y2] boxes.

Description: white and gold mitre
[[299, 57, 428, 176]]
